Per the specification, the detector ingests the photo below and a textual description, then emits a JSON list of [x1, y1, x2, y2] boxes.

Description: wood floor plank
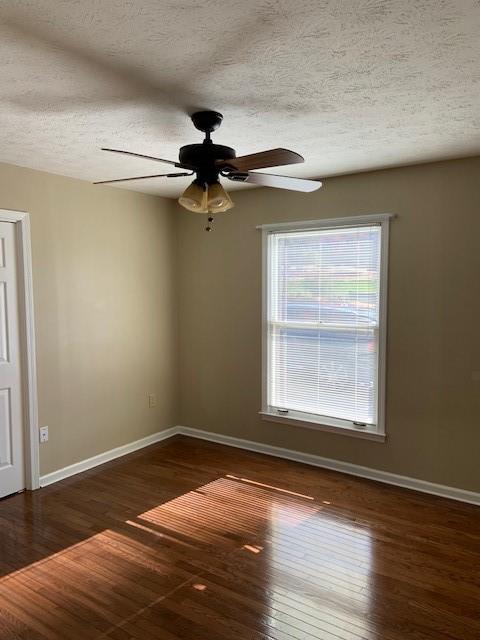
[[0, 435, 479, 640]]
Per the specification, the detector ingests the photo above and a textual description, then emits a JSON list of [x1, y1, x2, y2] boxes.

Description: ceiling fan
[[95, 111, 322, 229]]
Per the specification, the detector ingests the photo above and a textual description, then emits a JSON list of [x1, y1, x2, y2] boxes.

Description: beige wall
[[176, 156, 480, 492], [0, 162, 178, 475]]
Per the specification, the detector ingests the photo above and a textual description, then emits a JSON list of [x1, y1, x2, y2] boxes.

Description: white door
[[0, 222, 24, 498]]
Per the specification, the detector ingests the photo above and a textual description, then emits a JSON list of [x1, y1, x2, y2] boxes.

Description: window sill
[[259, 411, 386, 442]]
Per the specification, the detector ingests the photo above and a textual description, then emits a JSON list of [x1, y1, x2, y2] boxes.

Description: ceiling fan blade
[[101, 148, 193, 169], [217, 148, 304, 172], [227, 172, 322, 193], [94, 172, 191, 185]]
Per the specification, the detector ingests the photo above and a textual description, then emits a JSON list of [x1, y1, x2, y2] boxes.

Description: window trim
[[258, 213, 393, 441]]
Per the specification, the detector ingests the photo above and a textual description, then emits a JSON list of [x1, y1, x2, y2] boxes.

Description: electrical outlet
[[148, 394, 157, 408], [39, 426, 49, 443]]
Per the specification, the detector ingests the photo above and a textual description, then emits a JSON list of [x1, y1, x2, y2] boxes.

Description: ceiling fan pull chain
[[205, 215, 214, 232]]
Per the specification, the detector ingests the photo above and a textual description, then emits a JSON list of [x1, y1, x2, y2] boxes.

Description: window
[[260, 214, 391, 440]]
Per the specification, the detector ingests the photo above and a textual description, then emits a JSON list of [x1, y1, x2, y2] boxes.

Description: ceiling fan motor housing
[[179, 143, 236, 185]]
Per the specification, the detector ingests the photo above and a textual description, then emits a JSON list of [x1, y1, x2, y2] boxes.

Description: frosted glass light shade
[[207, 181, 234, 213], [178, 181, 208, 212]]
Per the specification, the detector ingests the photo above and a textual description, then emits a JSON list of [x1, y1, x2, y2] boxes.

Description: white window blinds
[[266, 223, 383, 429]]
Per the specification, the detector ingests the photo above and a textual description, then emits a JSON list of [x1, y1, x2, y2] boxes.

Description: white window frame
[[258, 213, 393, 442]]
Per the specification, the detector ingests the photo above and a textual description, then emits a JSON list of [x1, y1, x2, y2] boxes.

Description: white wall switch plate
[[39, 426, 49, 443], [148, 394, 157, 408]]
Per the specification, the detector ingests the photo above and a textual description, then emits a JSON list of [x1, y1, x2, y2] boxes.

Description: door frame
[[0, 209, 39, 490]]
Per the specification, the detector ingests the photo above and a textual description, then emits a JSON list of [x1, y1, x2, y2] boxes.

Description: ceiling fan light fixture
[[207, 181, 234, 213], [178, 180, 208, 213]]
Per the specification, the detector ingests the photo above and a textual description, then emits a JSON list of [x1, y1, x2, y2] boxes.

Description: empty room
[[0, 1, 479, 639]]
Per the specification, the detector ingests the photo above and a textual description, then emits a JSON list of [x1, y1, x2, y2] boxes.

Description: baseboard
[[39, 427, 178, 487], [176, 426, 480, 506], [39, 424, 480, 506]]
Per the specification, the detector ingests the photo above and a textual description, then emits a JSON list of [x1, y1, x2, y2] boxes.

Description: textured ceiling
[[0, 0, 479, 198]]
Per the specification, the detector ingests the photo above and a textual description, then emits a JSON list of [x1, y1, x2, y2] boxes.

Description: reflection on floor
[[0, 435, 479, 639]]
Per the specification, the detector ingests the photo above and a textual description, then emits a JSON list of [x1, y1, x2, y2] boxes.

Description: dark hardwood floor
[[0, 435, 479, 639]]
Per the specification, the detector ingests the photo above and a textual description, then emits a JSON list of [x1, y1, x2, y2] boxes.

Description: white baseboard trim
[[39, 424, 480, 506], [39, 427, 178, 487], [176, 426, 480, 506]]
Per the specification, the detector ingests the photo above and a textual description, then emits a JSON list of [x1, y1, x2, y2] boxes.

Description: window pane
[[271, 226, 380, 326], [268, 224, 381, 425], [270, 326, 377, 423]]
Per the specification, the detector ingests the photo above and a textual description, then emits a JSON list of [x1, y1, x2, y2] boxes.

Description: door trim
[[0, 209, 39, 490]]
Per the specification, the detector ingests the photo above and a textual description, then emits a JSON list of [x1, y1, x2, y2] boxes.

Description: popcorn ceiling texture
[[0, 0, 479, 197]]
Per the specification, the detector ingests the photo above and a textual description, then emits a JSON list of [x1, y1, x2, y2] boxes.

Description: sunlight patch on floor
[[268, 501, 375, 638]]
